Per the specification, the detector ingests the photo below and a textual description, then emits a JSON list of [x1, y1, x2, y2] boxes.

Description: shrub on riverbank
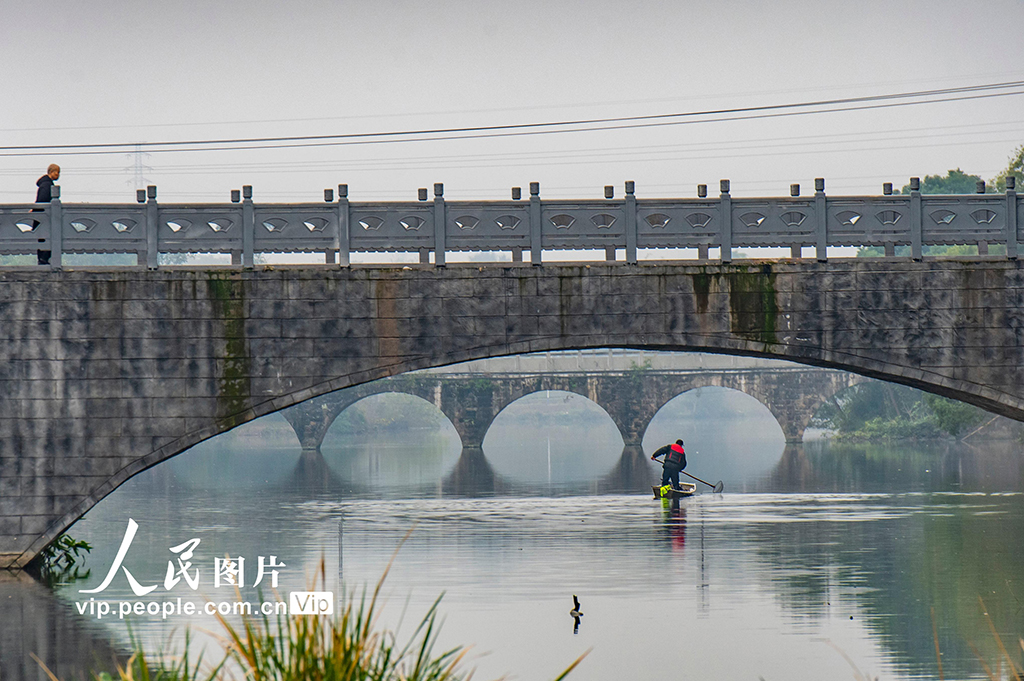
[[813, 382, 991, 442], [829, 415, 944, 443]]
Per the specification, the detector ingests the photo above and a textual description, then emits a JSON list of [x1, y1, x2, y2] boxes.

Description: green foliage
[[899, 168, 994, 195], [813, 383, 928, 432], [831, 416, 942, 442], [853, 169, 1004, 259], [813, 383, 986, 441], [0, 254, 34, 265], [857, 243, 1006, 258], [923, 393, 985, 437], [993, 144, 1024, 192], [32, 533, 92, 584], [89, 630, 221, 681], [62, 253, 137, 266], [160, 253, 198, 266]]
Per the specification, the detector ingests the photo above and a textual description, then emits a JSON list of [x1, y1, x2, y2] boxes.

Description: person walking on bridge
[[651, 439, 687, 489], [33, 164, 60, 265]]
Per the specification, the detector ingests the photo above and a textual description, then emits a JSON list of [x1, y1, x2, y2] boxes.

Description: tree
[[992, 144, 1024, 192], [900, 168, 993, 195], [857, 167, 1005, 257], [922, 394, 984, 437]]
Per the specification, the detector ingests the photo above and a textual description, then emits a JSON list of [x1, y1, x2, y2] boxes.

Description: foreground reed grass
[[37, 546, 586, 681]]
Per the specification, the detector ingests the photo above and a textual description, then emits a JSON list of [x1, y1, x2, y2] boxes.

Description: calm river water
[[5, 394, 1024, 681]]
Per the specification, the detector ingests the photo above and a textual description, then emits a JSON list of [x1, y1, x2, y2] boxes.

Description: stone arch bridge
[[2, 259, 1024, 567], [282, 365, 862, 497], [282, 366, 862, 450]]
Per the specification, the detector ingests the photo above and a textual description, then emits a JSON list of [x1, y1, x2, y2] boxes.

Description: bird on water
[[570, 595, 583, 634]]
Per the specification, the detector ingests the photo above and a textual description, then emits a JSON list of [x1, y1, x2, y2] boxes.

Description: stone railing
[[0, 177, 1018, 268]]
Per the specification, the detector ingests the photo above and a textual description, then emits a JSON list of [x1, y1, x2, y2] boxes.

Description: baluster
[[1007, 176, 1017, 260], [625, 181, 637, 264], [605, 185, 616, 261], [909, 177, 922, 261], [242, 185, 254, 269], [719, 179, 732, 263], [337, 184, 350, 268], [814, 178, 827, 262], [229, 190, 242, 266], [49, 186, 62, 270], [433, 183, 446, 267], [512, 187, 523, 262], [146, 185, 159, 269], [322, 188, 336, 264], [790, 184, 801, 259], [530, 182, 542, 266]]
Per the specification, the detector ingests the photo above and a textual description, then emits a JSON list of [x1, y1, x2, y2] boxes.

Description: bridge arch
[[315, 393, 462, 489], [633, 371, 867, 445], [643, 385, 787, 485], [481, 390, 624, 484], [5, 261, 1024, 568], [317, 391, 460, 450]]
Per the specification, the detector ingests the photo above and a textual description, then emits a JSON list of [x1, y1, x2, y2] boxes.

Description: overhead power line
[[4, 70, 1022, 134], [2, 80, 1024, 158]]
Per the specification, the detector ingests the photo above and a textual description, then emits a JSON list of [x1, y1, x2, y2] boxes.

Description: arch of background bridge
[[280, 381, 620, 452], [639, 372, 868, 445], [281, 369, 864, 454], [5, 260, 1024, 568]]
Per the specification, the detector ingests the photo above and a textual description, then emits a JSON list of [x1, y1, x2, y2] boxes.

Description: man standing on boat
[[651, 439, 687, 490]]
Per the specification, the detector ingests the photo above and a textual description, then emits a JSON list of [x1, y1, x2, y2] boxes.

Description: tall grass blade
[[931, 607, 944, 681]]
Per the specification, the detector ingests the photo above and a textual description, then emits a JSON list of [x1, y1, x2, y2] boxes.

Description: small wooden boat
[[652, 482, 697, 499]]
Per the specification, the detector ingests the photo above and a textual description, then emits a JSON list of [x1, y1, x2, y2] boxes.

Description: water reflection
[[768, 439, 1024, 493], [0, 571, 127, 681], [3, 432, 1024, 680]]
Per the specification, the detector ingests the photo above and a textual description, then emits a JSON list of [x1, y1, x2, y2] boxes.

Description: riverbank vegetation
[[27, 533, 92, 585], [811, 382, 999, 442]]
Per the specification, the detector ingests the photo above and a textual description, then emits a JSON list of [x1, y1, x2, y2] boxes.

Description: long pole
[[682, 470, 724, 493]]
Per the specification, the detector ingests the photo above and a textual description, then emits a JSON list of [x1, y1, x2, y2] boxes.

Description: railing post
[[136, 189, 147, 267], [530, 181, 542, 266], [789, 183, 802, 259], [323, 188, 336, 264], [512, 186, 524, 262], [624, 180, 637, 264], [49, 186, 62, 270], [146, 185, 159, 269], [433, 183, 446, 267], [242, 185, 254, 269], [814, 178, 827, 262], [909, 177, 922, 261], [337, 184, 350, 268], [719, 179, 732, 263], [229, 190, 242, 265], [604, 185, 616, 262], [1007, 177, 1018, 260]]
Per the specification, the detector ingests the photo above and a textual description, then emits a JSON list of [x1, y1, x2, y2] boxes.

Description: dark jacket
[[652, 443, 686, 469], [36, 175, 55, 203]]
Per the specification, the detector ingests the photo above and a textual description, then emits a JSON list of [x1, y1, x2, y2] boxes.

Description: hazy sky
[[3, 0, 1024, 202]]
